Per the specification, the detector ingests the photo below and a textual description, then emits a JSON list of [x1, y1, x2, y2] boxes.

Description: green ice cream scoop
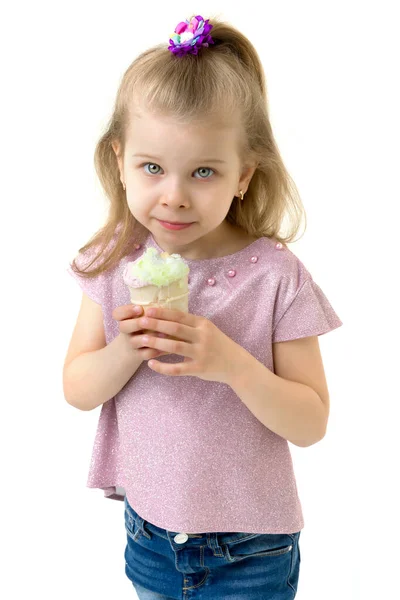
[[123, 247, 189, 288]]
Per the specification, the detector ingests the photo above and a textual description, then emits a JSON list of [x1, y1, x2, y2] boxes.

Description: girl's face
[[113, 109, 256, 259]]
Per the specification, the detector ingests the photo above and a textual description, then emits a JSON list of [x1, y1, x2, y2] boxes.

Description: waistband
[[123, 495, 268, 547]]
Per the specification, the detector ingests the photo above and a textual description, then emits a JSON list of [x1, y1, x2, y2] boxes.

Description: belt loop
[[206, 532, 224, 557], [135, 514, 152, 540]]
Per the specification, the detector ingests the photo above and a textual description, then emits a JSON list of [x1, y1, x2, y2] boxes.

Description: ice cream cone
[[123, 248, 189, 312], [126, 276, 189, 311]]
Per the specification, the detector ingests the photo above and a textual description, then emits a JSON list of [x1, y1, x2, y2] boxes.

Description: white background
[[1, 1, 399, 598]]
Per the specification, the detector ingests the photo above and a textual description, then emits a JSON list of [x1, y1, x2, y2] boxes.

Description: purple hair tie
[[168, 15, 214, 57]]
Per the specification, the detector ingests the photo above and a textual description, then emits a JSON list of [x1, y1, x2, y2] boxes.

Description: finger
[[144, 307, 196, 325], [112, 304, 143, 321], [147, 358, 192, 376], [118, 316, 147, 335], [136, 316, 196, 342], [129, 331, 170, 350], [137, 347, 169, 360], [137, 334, 195, 358]]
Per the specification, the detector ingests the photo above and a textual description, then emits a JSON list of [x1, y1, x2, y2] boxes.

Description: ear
[[238, 163, 257, 193], [111, 140, 125, 185]]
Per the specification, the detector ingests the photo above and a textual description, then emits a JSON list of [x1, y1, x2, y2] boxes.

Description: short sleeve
[[272, 259, 343, 343], [67, 247, 106, 305]]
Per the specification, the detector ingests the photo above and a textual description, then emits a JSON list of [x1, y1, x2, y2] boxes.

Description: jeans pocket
[[124, 507, 146, 543], [222, 532, 295, 563]]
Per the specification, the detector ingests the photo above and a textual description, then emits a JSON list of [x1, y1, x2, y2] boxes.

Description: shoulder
[[68, 226, 151, 305], [72, 225, 129, 274], [255, 236, 312, 287]]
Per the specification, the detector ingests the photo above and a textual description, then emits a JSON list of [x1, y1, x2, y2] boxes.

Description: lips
[[159, 220, 193, 225], [158, 219, 194, 231]]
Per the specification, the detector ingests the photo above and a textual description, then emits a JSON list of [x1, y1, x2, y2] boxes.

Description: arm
[[63, 333, 144, 412], [228, 337, 329, 447]]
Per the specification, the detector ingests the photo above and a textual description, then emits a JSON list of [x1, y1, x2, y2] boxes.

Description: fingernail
[[133, 306, 142, 314]]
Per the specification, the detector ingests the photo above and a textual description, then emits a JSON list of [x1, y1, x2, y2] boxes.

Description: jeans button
[[174, 533, 189, 544]]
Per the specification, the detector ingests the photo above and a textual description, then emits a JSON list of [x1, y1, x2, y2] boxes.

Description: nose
[[160, 183, 190, 208]]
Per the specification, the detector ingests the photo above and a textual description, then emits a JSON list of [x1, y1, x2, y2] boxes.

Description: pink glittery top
[[67, 231, 343, 534]]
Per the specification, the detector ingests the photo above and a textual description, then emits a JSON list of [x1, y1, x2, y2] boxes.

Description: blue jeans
[[124, 495, 301, 599]]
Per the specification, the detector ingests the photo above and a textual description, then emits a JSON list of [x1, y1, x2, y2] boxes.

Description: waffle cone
[[127, 275, 189, 312]]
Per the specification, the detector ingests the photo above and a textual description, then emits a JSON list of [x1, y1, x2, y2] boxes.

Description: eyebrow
[[132, 153, 227, 164]]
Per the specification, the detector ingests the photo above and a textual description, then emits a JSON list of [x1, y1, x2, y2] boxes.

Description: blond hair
[[71, 15, 306, 277]]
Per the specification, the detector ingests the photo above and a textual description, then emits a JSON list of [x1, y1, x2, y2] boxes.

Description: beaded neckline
[[146, 233, 267, 264]]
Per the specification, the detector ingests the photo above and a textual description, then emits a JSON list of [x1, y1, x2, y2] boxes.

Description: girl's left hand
[[136, 307, 246, 383]]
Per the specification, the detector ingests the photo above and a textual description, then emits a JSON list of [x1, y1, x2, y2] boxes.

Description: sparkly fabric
[[67, 232, 343, 534]]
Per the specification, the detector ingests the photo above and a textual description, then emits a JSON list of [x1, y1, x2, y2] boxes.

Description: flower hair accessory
[[168, 15, 214, 57]]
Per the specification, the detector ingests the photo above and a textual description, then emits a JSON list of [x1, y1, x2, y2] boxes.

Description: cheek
[[203, 192, 233, 215], [126, 196, 144, 217], [126, 194, 155, 224]]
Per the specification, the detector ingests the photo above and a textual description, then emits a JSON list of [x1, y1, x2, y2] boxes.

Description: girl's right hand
[[112, 303, 170, 361]]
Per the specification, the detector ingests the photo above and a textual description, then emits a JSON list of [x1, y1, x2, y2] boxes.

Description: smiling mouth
[[157, 219, 195, 231], [159, 220, 193, 225]]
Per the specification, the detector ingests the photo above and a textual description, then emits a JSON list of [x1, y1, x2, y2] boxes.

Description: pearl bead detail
[[250, 256, 258, 263], [275, 242, 283, 250], [207, 277, 216, 286], [134, 244, 142, 250], [228, 269, 236, 277]]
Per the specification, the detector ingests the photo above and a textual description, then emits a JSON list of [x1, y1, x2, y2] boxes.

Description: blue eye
[[142, 163, 214, 178], [195, 167, 214, 178], [144, 163, 161, 175]]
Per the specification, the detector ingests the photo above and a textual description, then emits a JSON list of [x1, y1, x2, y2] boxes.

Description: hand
[[134, 306, 245, 383], [112, 304, 171, 361]]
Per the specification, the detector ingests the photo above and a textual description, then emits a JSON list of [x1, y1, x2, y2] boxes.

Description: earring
[[238, 190, 244, 200]]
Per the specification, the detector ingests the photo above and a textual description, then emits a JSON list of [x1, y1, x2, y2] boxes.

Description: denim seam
[[286, 534, 297, 594], [224, 542, 293, 562]]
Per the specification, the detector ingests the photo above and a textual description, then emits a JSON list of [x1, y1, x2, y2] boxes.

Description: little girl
[[64, 14, 343, 600]]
